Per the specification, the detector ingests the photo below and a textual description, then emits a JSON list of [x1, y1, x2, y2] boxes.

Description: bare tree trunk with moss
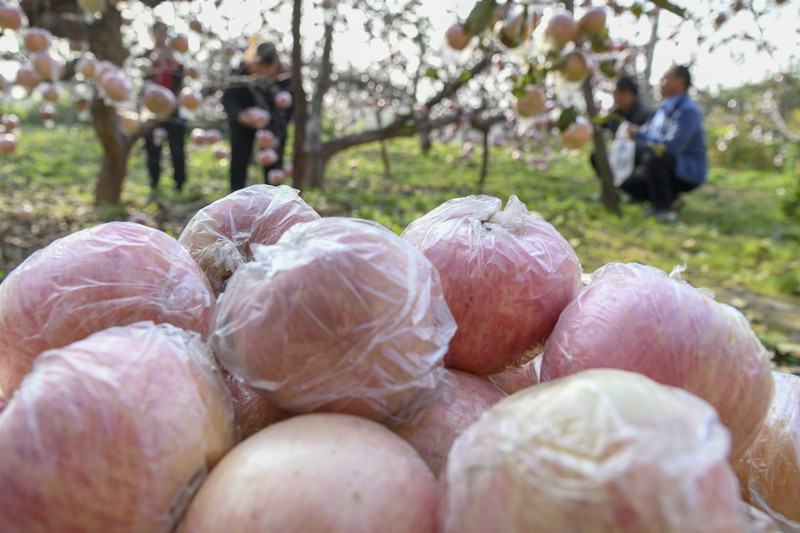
[[304, 9, 336, 189], [291, 0, 308, 191], [582, 78, 621, 215]]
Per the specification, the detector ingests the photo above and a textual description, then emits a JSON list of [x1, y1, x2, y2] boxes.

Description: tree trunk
[[291, 0, 308, 191], [91, 98, 132, 205], [304, 5, 336, 189], [375, 109, 392, 179], [641, 10, 661, 106], [582, 79, 620, 215]]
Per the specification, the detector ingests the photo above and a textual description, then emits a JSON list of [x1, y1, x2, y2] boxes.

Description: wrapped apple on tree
[[178, 184, 320, 295], [540, 262, 775, 460], [389, 369, 507, 476], [440, 369, 746, 532], [209, 217, 457, 423], [733, 370, 800, 531], [178, 414, 438, 532], [0, 221, 216, 409], [401, 195, 582, 375], [0, 322, 237, 532]]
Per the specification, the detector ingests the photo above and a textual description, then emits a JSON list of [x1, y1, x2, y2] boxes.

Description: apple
[[100, 72, 134, 102], [543, 12, 578, 49], [170, 34, 190, 54], [390, 369, 506, 476], [1, 114, 20, 131], [0, 132, 17, 153], [0, 2, 23, 30], [257, 148, 278, 166], [15, 65, 43, 90], [578, 7, 606, 36], [498, 7, 540, 48], [267, 169, 286, 185], [190, 127, 208, 145], [37, 104, 55, 123], [178, 184, 320, 295], [40, 82, 59, 102], [23, 28, 51, 52], [205, 128, 223, 144], [184, 65, 200, 79], [515, 86, 545, 117], [560, 50, 590, 83], [441, 369, 745, 532], [445, 23, 471, 51], [256, 128, 277, 149], [179, 88, 202, 110], [238, 106, 270, 128], [0, 221, 216, 409], [540, 262, 775, 460], [189, 18, 203, 33], [209, 217, 457, 422], [401, 195, 582, 375], [73, 98, 89, 112], [733, 370, 800, 531], [177, 414, 438, 532], [77, 58, 96, 79], [0, 322, 237, 532], [143, 83, 177, 116], [119, 112, 140, 134], [559, 119, 592, 149], [274, 90, 292, 109]]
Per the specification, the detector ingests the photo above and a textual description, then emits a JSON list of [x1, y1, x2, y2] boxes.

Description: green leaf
[[463, 0, 497, 36], [425, 67, 439, 79], [648, 0, 686, 18], [557, 106, 579, 132], [458, 70, 474, 83]]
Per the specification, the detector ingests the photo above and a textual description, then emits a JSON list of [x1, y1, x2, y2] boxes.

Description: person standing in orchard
[[623, 65, 708, 222], [222, 39, 294, 192], [143, 20, 187, 192]]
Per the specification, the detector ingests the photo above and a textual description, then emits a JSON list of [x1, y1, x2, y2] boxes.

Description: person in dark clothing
[[623, 65, 708, 222], [222, 40, 294, 192], [590, 74, 652, 178], [143, 21, 186, 192]]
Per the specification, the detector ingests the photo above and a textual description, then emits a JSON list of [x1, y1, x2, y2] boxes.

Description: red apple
[[543, 12, 578, 49], [540, 262, 775, 460], [205, 128, 223, 144], [15, 65, 43, 90], [189, 18, 203, 33], [1, 114, 20, 131], [178, 184, 320, 295], [445, 23, 471, 51], [256, 148, 278, 166], [170, 34, 190, 54], [0, 2, 23, 30], [390, 369, 506, 476], [560, 50, 590, 83], [0, 322, 237, 532], [441, 369, 745, 532], [559, 119, 592, 149], [0, 221, 216, 408], [267, 168, 286, 185], [256, 128, 277, 149], [23, 27, 51, 52], [238, 106, 270, 128], [40, 82, 59, 102], [209, 217, 457, 422], [37, 104, 55, 122], [179, 88, 202, 110], [143, 83, 177, 116], [100, 72, 134, 102], [77, 58, 96, 79], [401, 195, 582, 375], [515, 86, 546, 117], [578, 7, 606, 36], [178, 414, 438, 532], [190, 127, 207, 144], [733, 370, 799, 531], [0, 132, 17, 153], [274, 90, 292, 109], [119, 112, 140, 134]]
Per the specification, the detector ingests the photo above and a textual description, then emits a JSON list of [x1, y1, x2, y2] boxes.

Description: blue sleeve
[[662, 107, 701, 156]]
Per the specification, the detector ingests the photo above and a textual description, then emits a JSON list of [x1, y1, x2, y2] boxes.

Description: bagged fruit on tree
[[0, 321, 237, 533], [178, 184, 320, 295], [210, 217, 457, 423], [540, 262, 774, 459], [389, 369, 507, 476], [0, 221, 215, 410], [178, 413, 438, 533], [401, 195, 582, 375], [733, 370, 800, 532], [441, 368, 746, 533]]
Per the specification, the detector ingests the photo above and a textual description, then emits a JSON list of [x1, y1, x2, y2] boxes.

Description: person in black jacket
[[143, 21, 186, 192], [590, 75, 651, 180], [222, 40, 293, 192]]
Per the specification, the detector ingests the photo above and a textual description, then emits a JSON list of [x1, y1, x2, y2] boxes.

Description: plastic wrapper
[[740, 503, 783, 533], [389, 369, 507, 476], [210, 217, 457, 424], [734, 370, 800, 532], [178, 184, 320, 294], [0, 321, 237, 533], [540, 262, 774, 460], [401, 195, 582, 375], [178, 413, 437, 532], [441, 368, 745, 533], [221, 367, 292, 440], [487, 353, 542, 395], [0, 221, 215, 410]]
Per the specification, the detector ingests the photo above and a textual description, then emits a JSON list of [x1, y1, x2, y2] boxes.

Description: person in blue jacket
[[622, 65, 707, 221]]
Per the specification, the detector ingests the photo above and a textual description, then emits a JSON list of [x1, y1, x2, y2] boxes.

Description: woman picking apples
[[222, 39, 294, 192]]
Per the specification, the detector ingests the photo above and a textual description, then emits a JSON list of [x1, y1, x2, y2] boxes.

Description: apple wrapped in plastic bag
[[0, 321, 237, 533], [0, 221, 216, 410], [540, 262, 774, 459], [178, 413, 438, 533], [210, 217, 457, 423], [401, 195, 582, 375], [178, 184, 320, 295], [441, 369, 745, 533], [390, 369, 507, 476], [734, 370, 800, 532]]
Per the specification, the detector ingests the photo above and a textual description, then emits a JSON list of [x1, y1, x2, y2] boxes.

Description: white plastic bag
[[608, 122, 636, 187]]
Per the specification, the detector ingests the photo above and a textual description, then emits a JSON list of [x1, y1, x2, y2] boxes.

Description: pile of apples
[[0, 184, 796, 532]]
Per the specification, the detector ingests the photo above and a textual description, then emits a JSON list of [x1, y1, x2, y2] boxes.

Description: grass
[[1, 124, 799, 362]]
